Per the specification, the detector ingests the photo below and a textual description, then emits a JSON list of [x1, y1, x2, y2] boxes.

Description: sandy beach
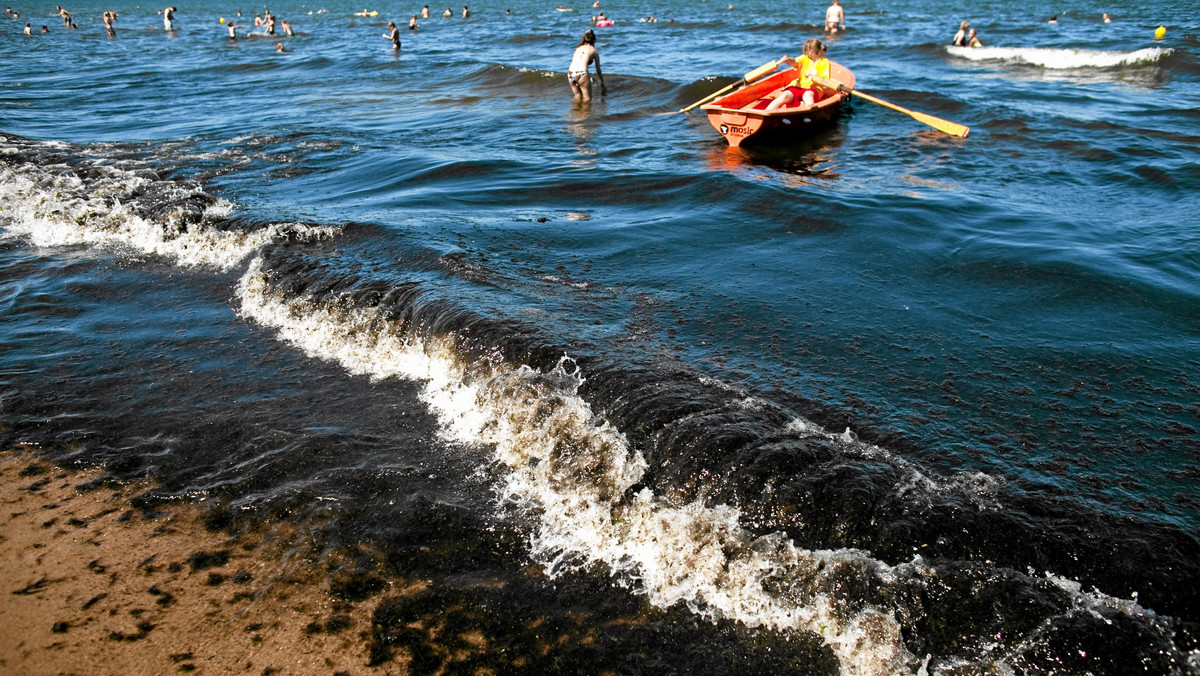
[[0, 448, 413, 676]]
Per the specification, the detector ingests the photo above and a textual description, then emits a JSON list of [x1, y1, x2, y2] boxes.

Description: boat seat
[[743, 87, 833, 111]]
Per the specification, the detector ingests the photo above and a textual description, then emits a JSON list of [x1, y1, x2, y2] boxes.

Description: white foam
[[237, 259, 1190, 675], [0, 161, 337, 270], [235, 257, 919, 676], [946, 46, 1172, 69], [785, 417, 1005, 511]]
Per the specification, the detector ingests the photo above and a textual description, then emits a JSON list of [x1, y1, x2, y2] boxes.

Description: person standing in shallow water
[[824, 0, 844, 33], [567, 29, 606, 102], [383, 20, 401, 50]]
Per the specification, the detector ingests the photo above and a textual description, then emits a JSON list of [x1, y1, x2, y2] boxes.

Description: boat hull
[[700, 62, 854, 147]]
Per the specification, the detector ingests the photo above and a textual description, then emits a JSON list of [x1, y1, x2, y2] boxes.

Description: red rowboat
[[699, 61, 855, 147]]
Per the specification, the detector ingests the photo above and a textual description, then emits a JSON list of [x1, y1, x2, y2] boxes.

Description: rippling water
[[3, 0, 1199, 672]]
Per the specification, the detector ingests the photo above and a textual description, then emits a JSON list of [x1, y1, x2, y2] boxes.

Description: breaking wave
[[946, 46, 1173, 69], [2, 132, 1197, 675], [0, 134, 337, 270]]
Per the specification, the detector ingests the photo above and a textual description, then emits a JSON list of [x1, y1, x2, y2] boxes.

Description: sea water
[[2, 0, 1199, 672]]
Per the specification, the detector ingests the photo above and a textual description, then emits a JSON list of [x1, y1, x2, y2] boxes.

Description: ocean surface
[[3, 0, 1199, 672]]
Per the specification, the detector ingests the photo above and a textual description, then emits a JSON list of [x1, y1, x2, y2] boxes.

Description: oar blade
[[907, 110, 970, 138], [849, 89, 970, 138]]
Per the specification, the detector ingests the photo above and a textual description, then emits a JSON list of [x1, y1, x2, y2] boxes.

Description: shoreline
[[0, 448, 410, 676]]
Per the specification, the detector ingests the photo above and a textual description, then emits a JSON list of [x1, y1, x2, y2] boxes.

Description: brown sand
[[0, 449, 412, 676]]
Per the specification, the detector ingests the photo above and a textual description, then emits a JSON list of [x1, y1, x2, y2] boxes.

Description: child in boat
[[765, 38, 831, 111], [567, 29, 606, 102], [967, 28, 982, 47]]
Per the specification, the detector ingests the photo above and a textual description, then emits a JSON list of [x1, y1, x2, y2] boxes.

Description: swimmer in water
[[383, 20, 401, 50], [952, 20, 968, 45]]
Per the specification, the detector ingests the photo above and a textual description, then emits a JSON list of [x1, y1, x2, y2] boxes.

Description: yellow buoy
[[1154, 25, 1166, 39]]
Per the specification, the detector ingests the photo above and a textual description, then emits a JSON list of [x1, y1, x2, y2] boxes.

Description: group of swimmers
[[954, 12, 1115, 47], [951, 21, 982, 47], [381, 5, 474, 51], [224, 9, 295, 40], [12, 4, 76, 32]]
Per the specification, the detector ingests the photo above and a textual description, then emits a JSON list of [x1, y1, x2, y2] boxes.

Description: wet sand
[[0, 448, 411, 676]]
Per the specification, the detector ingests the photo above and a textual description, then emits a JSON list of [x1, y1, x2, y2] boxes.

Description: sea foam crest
[[235, 256, 919, 676], [0, 157, 337, 270], [784, 418, 1005, 510], [946, 46, 1171, 69]]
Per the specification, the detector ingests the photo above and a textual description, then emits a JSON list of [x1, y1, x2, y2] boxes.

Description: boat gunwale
[[699, 60, 855, 118]]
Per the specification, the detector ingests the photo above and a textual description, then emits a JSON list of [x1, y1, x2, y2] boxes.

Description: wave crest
[[946, 46, 1172, 69]]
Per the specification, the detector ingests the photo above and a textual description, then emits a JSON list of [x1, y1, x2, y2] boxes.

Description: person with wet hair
[[567, 29, 606, 102], [383, 20, 401, 50], [953, 20, 969, 46]]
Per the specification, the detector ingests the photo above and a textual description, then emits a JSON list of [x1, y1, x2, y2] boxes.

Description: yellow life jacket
[[790, 55, 831, 89]]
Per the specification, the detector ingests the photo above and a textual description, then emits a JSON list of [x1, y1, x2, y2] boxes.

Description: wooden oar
[[664, 60, 780, 116], [815, 75, 970, 138]]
